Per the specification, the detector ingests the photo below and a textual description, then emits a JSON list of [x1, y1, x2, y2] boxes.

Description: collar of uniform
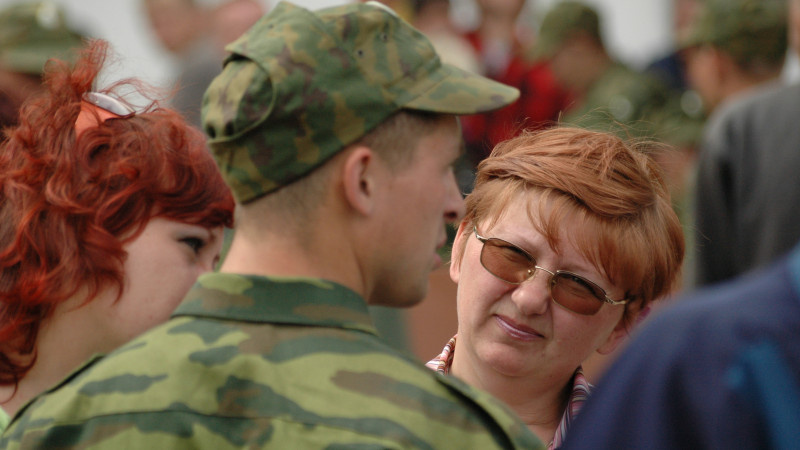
[[173, 272, 378, 336]]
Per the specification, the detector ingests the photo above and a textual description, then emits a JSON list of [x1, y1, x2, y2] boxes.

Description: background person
[[0, 3, 542, 448], [458, 0, 569, 192], [0, 39, 234, 424], [0, 1, 85, 129], [142, 0, 263, 127], [682, 0, 787, 116], [690, 0, 793, 288], [427, 127, 685, 448], [562, 245, 800, 449], [531, 1, 671, 140]]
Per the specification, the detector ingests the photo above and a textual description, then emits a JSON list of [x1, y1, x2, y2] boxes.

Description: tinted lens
[[551, 273, 605, 315], [480, 238, 533, 284]]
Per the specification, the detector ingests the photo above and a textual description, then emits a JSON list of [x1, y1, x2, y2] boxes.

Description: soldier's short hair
[[237, 109, 447, 237]]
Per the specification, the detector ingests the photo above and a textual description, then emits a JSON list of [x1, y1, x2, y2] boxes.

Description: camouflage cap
[[531, 1, 601, 61], [0, 1, 85, 75], [202, 1, 519, 204], [682, 0, 787, 68]]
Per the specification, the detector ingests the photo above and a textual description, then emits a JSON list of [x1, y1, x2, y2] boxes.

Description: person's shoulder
[[428, 369, 544, 448], [711, 81, 798, 127], [581, 63, 670, 124], [562, 256, 800, 450], [638, 257, 800, 360], [2, 314, 541, 449], [0, 319, 191, 449]]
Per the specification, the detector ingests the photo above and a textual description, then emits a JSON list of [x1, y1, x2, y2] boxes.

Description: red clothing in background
[[461, 32, 570, 161]]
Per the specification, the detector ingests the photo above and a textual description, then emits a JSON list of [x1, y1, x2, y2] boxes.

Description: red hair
[[0, 40, 234, 385], [457, 127, 684, 320]]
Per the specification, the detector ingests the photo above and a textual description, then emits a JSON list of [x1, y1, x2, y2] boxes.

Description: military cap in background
[[202, 0, 519, 204], [0, 1, 85, 74], [531, 1, 601, 61], [682, 0, 787, 69]]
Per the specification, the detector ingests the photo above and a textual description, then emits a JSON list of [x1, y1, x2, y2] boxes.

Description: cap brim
[[404, 63, 519, 114]]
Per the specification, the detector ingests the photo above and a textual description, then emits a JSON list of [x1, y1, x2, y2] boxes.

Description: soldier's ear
[[341, 145, 377, 216]]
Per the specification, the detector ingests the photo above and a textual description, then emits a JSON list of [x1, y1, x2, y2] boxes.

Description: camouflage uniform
[[1, 2, 540, 448], [560, 62, 672, 140], [0, 1, 84, 74], [0, 408, 8, 434], [1, 274, 540, 448], [682, 0, 787, 74], [531, 1, 676, 141], [0, 1, 85, 128]]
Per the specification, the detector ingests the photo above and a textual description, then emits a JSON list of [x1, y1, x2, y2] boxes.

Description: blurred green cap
[[683, 0, 787, 67], [202, 0, 519, 204], [0, 1, 85, 74], [531, 1, 600, 61]]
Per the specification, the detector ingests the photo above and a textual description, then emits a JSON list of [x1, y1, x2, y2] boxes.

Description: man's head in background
[[682, 0, 787, 112], [0, 1, 85, 128]]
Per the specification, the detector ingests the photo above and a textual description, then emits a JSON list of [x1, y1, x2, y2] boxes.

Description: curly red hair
[[0, 40, 235, 385]]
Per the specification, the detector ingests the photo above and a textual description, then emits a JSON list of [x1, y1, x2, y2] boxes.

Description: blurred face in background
[[475, 0, 525, 19], [144, 0, 202, 53], [684, 45, 722, 112], [673, 0, 704, 43]]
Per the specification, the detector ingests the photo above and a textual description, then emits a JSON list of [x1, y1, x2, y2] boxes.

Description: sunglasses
[[74, 92, 135, 137], [473, 227, 628, 315]]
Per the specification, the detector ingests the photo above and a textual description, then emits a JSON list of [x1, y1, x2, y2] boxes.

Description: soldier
[[531, 1, 672, 140], [691, 0, 795, 288], [0, 1, 84, 129], [682, 0, 787, 115], [0, 2, 542, 448]]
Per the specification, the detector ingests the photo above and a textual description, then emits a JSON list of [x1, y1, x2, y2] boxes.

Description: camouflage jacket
[[0, 407, 9, 434], [561, 62, 672, 140], [1, 273, 542, 449]]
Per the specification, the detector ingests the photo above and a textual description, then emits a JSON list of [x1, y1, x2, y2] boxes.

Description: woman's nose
[[510, 268, 552, 316]]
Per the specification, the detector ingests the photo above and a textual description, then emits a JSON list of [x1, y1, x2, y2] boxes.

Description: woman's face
[[94, 217, 224, 351], [451, 192, 629, 384]]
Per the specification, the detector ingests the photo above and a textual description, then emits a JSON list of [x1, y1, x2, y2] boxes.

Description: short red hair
[[0, 40, 235, 385], [457, 127, 684, 319]]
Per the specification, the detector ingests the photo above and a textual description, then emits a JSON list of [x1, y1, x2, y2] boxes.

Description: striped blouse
[[426, 335, 591, 450]]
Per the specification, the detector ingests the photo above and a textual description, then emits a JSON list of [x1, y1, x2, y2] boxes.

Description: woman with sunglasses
[[427, 127, 684, 449], [0, 40, 234, 423]]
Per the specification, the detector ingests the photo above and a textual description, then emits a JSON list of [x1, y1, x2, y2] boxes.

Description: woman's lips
[[494, 315, 543, 341]]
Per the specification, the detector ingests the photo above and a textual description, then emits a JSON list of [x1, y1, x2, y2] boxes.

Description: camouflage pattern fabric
[[202, 1, 519, 203], [682, 0, 787, 70], [0, 407, 9, 434], [0, 1, 84, 74], [1, 273, 543, 449], [530, 1, 600, 61], [559, 63, 673, 141]]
